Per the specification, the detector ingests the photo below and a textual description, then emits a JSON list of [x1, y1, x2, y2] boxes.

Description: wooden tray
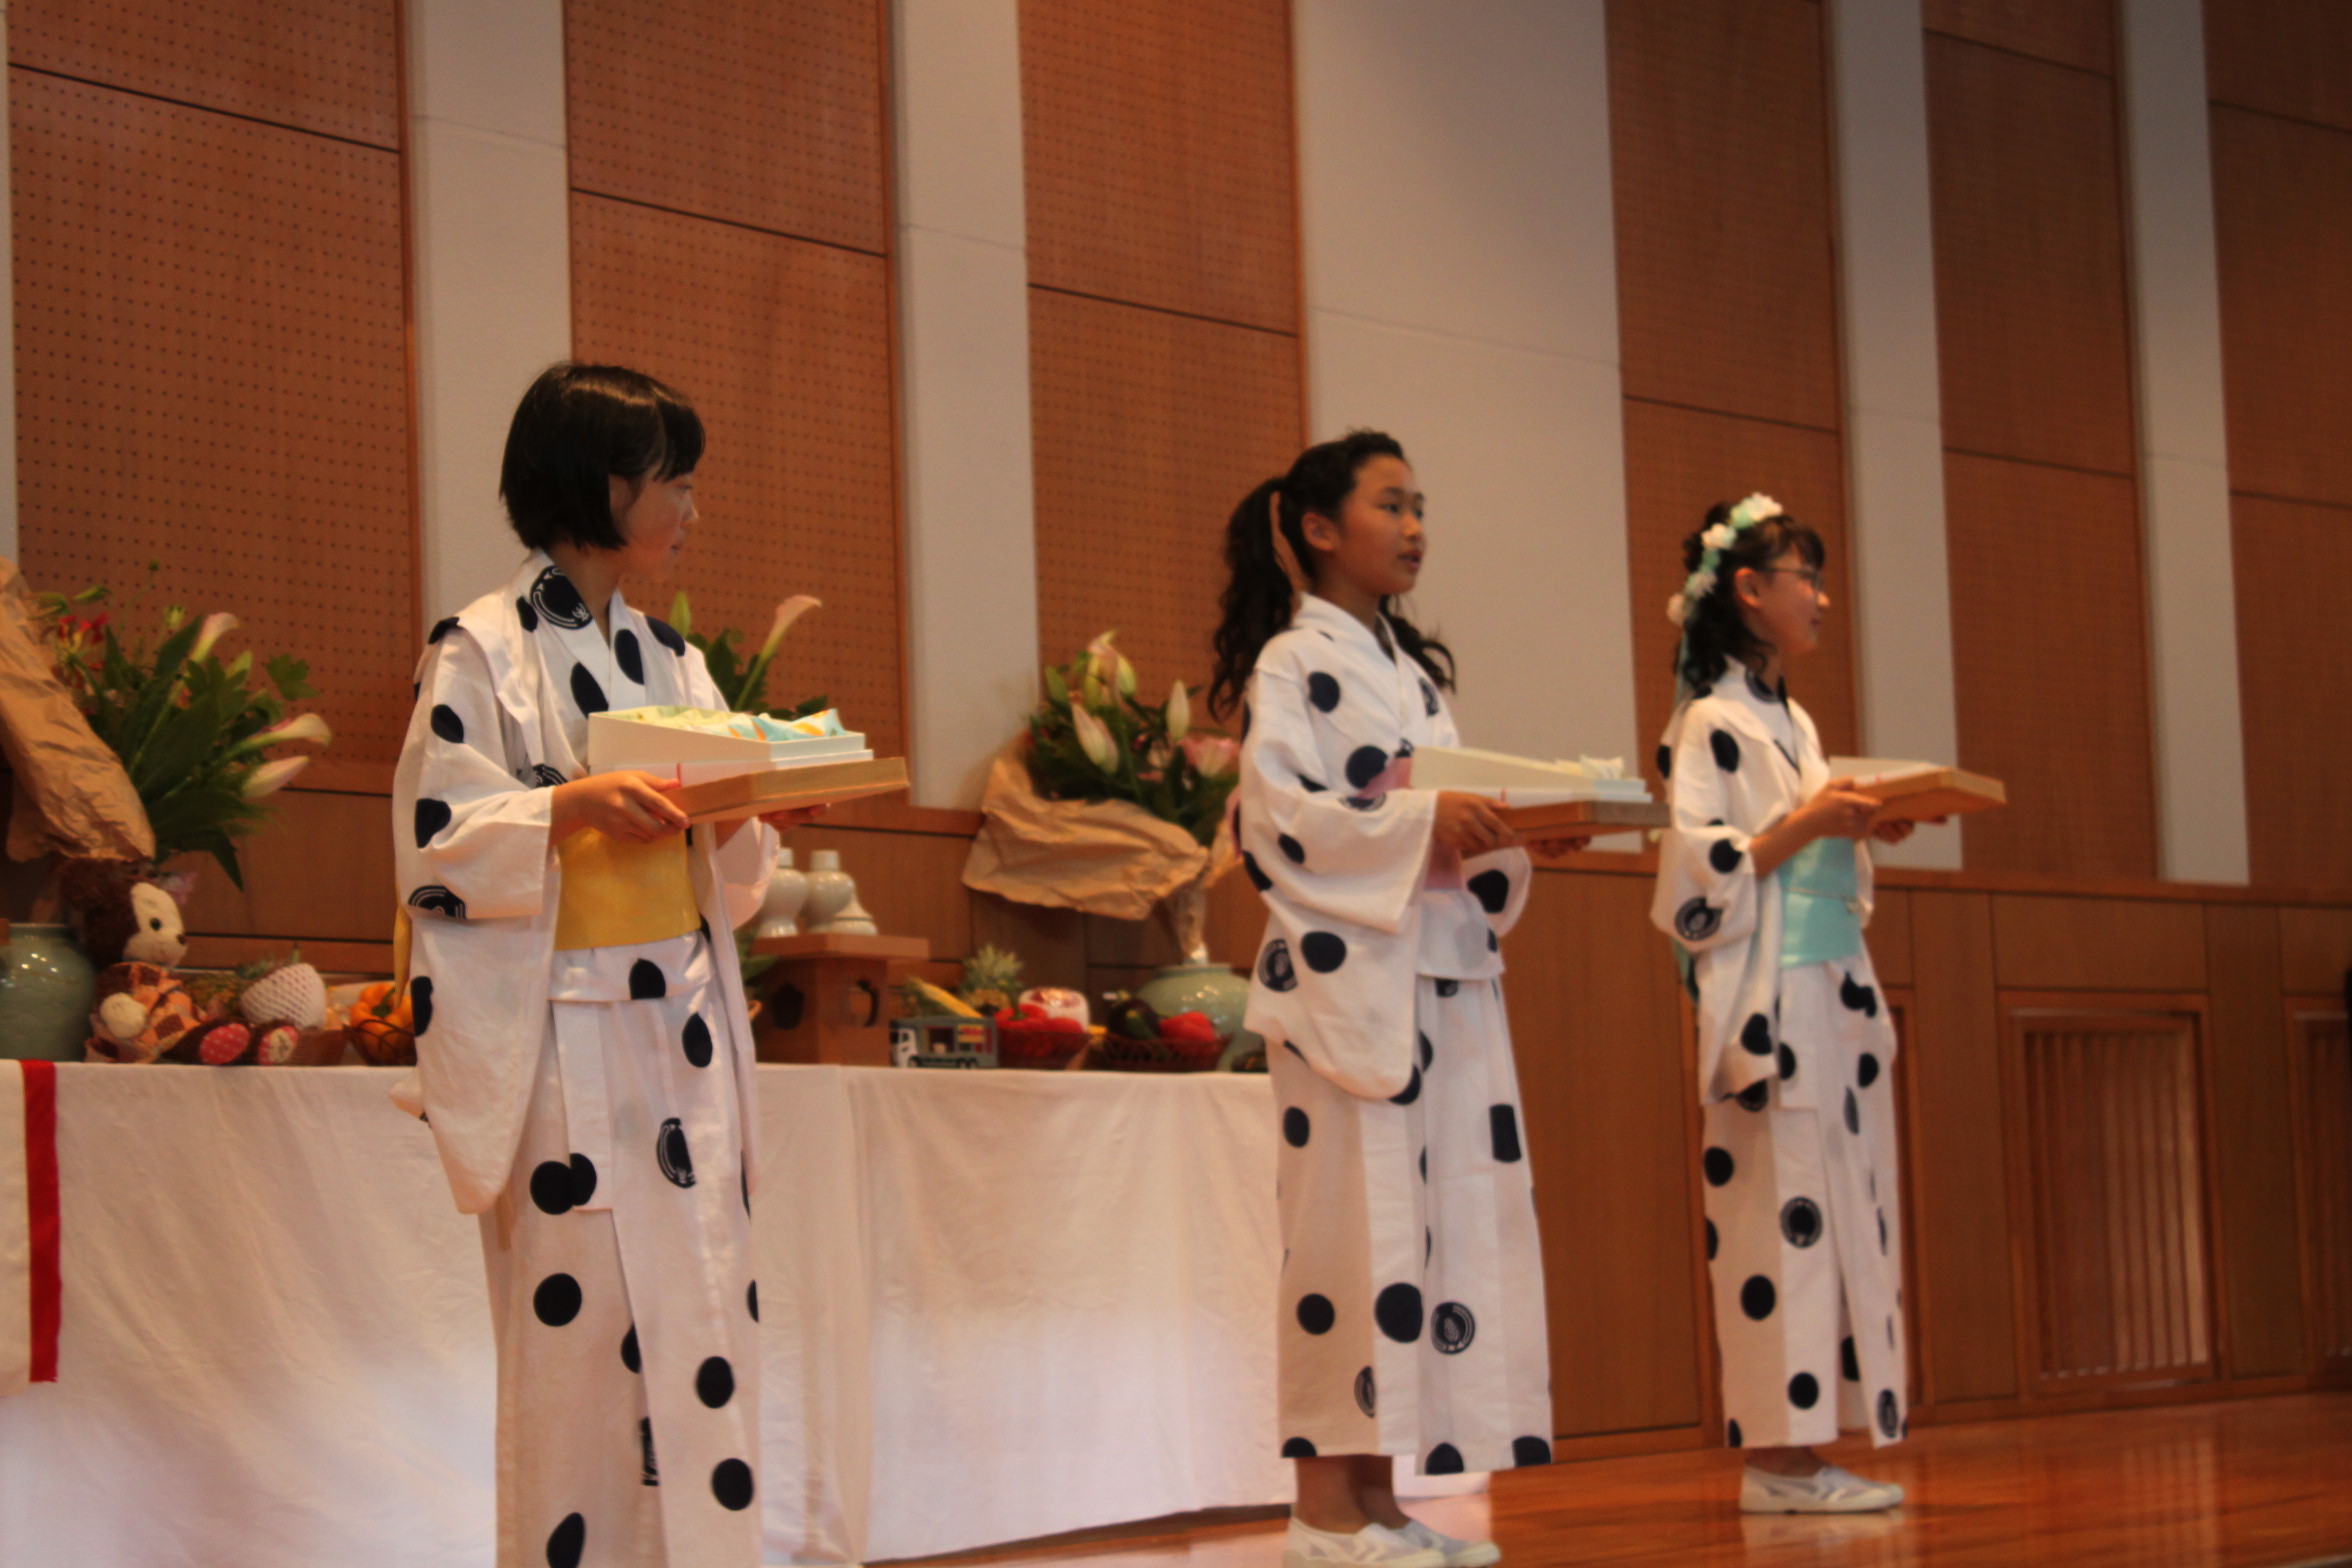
[[1496, 798, 1670, 837], [1850, 767, 2007, 823], [671, 757, 909, 824]]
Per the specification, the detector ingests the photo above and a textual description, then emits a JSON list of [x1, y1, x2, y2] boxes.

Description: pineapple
[[959, 944, 1025, 1017]]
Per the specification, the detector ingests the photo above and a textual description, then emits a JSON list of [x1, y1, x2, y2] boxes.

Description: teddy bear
[[56, 857, 209, 1063]]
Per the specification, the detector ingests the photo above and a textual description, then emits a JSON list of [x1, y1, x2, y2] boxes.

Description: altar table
[[0, 1064, 1294, 1565]]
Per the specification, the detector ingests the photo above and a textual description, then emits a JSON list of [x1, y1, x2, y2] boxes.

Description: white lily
[[758, 595, 822, 664], [1165, 679, 1190, 742], [1069, 704, 1117, 773], [226, 711, 334, 759], [240, 755, 309, 800], [188, 612, 239, 663]]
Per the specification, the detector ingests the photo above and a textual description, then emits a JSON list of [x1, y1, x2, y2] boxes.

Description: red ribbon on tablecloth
[[23, 1061, 58, 1383]]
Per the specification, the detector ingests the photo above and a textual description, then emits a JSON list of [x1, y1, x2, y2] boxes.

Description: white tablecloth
[[0, 1064, 1293, 1565]]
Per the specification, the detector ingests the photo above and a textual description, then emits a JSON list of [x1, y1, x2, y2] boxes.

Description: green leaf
[[117, 616, 205, 766], [669, 590, 693, 638]]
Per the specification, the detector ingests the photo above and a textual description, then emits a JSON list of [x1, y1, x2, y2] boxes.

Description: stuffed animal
[[58, 858, 208, 1064], [88, 960, 211, 1063]]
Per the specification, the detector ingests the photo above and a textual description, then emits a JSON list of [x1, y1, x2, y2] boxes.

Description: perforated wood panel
[[2292, 1008, 2352, 1366], [1020, 0, 1297, 331], [11, 68, 415, 763], [2230, 494, 2352, 889], [1926, 34, 2138, 477], [571, 194, 904, 761], [566, 0, 887, 253], [1028, 289, 1300, 699], [1620, 399, 1859, 778], [2205, 0, 2352, 130], [2010, 1007, 2215, 1390], [2210, 105, 2352, 511], [9, 0, 399, 147], [1606, 0, 1843, 433], [1944, 453, 2156, 878], [1923, 0, 2114, 73]]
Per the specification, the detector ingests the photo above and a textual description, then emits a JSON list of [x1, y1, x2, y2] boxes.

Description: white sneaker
[[1740, 1464, 1906, 1513], [1398, 1518, 1502, 1567], [1282, 1517, 1449, 1568]]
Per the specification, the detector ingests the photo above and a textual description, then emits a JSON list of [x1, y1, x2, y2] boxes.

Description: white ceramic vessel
[[800, 848, 855, 932], [756, 846, 810, 940]]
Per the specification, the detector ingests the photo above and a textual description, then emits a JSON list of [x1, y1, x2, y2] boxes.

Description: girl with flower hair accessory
[[1210, 430, 1589, 1568], [1649, 496, 1916, 1514], [392, 364, 825, 1568]]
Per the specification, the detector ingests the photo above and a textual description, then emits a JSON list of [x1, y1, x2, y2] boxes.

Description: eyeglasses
[[1757, 566, 1825, 594]]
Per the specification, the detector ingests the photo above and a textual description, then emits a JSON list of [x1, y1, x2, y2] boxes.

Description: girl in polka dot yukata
[[1210, 431, 1591, 1568], [391, 364, 821, 1568], [1650, 495, 1918, 1514]]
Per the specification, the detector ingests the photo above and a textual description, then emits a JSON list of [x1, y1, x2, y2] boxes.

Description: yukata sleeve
[[1462, 846, 1535, 939], [1238, 662, 1435, 935], [1648, 703, 1761, 956], [680, 643, 779, 932], [394, 631, 554, 921]]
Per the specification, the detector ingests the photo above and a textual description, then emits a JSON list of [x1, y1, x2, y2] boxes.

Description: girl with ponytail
[[1219, 431, 1572, 1568]]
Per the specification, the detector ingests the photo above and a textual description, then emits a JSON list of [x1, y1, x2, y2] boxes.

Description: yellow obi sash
[[554, 828, 701, 951]]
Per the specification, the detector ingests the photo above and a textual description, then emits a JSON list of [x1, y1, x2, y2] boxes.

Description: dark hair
[[499, 363, 705, 552], [1672, 501, 1827, 692], [1207, 429, 1455, 718]]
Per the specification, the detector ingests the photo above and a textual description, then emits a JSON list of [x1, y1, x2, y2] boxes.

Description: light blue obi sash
[[1779, 838, 1862, 968]]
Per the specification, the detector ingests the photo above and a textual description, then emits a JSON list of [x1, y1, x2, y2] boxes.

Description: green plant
[[33, 571, 330, 887], [667, 591, 828, 719], [1024, 632, 1237, 846]]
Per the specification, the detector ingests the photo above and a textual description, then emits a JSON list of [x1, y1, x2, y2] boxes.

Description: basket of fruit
[[1089, 994, 1225, 1073], [994, 986, 1092, 1070]]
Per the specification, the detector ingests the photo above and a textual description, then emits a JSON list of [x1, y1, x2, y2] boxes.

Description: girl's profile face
[[608, 470, 698, 581], [1303, 454, 1425, 600], [1735, 547, 1827, 664]]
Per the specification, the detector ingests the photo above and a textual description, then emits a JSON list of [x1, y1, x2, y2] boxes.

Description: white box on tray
[[1408, 744, 1665, 836], [589, 706, 873, 785]]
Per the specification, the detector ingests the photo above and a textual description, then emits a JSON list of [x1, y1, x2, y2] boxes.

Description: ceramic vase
[[0, 924, 97, 1062], [756, 847, 810, 940], [801, 849, 855, 932]]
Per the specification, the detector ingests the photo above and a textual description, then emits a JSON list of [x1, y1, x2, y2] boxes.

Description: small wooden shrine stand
[[749, 931, 930, 1067]]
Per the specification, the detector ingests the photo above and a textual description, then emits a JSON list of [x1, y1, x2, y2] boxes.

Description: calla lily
[[1070, 704, 1117, 773], [239, 755, 309, 800], [1182, 732, 1239, 778], [758, 595, 822, 664], [225, 711, 334, 758], [1116, 655, 1137, 698], [1165, 679, 1191, 742], [189, 612, 240, 663], [1086, 631, 1133, 698]]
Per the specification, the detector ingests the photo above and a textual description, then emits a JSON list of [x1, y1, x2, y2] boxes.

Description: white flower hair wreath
[[1665, 492, 1783, 627]]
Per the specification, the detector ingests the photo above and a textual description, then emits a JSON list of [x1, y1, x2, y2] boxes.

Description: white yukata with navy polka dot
[[392, 553, 777, 1568], [1237, 593, 1554, 1478], [1650, 673, 1909, 1453]]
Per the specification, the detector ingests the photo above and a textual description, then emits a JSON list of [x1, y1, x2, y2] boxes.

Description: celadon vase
[[0, 923, 96, 1061]]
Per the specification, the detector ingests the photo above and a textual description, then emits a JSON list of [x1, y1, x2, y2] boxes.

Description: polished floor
[[907, 1394, 2352, 1568]]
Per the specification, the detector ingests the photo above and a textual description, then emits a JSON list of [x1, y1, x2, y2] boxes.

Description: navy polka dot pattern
[[1857, 1052, 1881, 1088], [656, 1119, 695, 1187], [1345, 745, 1388, 789], [1431, 1302, 1476, 1354], [614, 629, 645, 685], [1727, 1419, 1744, 1448], [1706, 1218, 1719, 1259], [1709, 838, 1743, 873], [534, 1273, 582, 1326], [710, 1458, 755, 1511], [1282, 1436, 1318, 1459], [546, 1512, 586, 1568], [1777, 1043, 1797, 1081], [1840, 974, 1880, 1017], [1257, 939, 1297, 991], [747, 1282, 759, 1321], [1300, 931, 1348, 973], [1842, 1337, 1860, 1382], [529, 1154, 598, 1216], [1424, 1443, 1464, 1475], [1298, 775, 1328, 793], [621, 1326, 641, 1373], [1656, 743, 1673, 779], [409, 977, 435, 1035], [532, 567, 593, 629], [1710, 729, 1741, 772], [1844, 1089, 1861, 1135], [1388, 1066, 1422, 1106], [1741, 1013, 1774, 1056], [1435, 979, 1459, 998], [1418, 1032, 1433, 1070], [1306, 672, 1342, 712], [1780, 1197, 1822, 1248], [1736, 1080, 1770, 1111], [430, 704, 465, 743], [570, 664, 609, 715], [1242, 852, 1273, 893], [1514, 1435, 1552, 1467], [1354, 1366, 1377, 1418], [1468, 869, 1511, 915], [1704, 1147, 1735, 1186], [414, 797, 453, 848], [1297, 1294, 1336, 1334], [682, 1014, 714, 1068], [516, 597, 539, 633], [1283, 1107, 1311, 1146], [1741, 1275, 1777, 1320], [1374, 1282, 1424, 1343], [1788, 1372, 1819, 1409], [630, 960, 666, 1000], [696, 1356, 735, 1408], [1490, 1105, 1523, 1163], [408, 884, 466, 919], [1675, 898, 1722, 942], [428, 615, 460, 644], [1278, 833, 1306, 864]]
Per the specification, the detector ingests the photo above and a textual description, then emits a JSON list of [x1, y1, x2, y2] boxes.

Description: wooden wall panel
[[2006, 1002, 2216, 1390], [2210, 108, 2352, 511], [2279, 906, 2352, 994], [1870, 888, 1916, 989], [571, 195, 905, 761], [1028, 289, 1300, 693], [2229, 495, 2352, 889], [1019, 0, 1296, 331], [10, 69, 415, 764], [1923, 0, 2114, 73], [2289, 1005, 2352, 1366], [1944, 454, 2156, 878], [1619, 401, 1859, 780], [2203, 905, 2309, 1377], [1906, 891, 2020, 1403], [1926, 35, 2137, 477], [9, 0, 399, 147], [173, 789, 395, 946], [1606, 0, 1842, 432], [1991, 895, 2207, 992], [1509, 869, 1706, 1438], [566, 0, 886, 254], [2205, 0, 2352, 131]]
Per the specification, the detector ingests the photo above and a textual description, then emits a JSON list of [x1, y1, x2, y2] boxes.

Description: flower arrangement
[[31, 574, 330, 887], [1022, 632, 1237, 846], [666, 591, 829, 720]]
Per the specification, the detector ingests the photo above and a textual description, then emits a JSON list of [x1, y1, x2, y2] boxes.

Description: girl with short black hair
[[393, 362, 818, 1568]]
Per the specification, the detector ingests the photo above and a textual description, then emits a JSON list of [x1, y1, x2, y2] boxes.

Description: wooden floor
[[909, 1394, 2352, 1568]]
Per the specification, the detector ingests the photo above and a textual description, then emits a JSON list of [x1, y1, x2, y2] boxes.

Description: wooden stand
[[748, 931, 930, 1066]]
